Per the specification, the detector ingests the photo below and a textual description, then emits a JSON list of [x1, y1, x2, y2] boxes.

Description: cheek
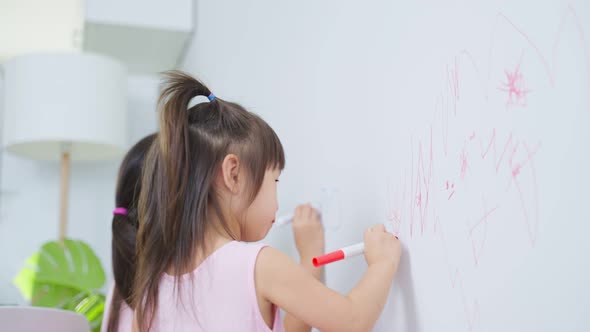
[[247, 183, 278, 240], [248, 190, 276, 230], [256, 185, 277, 214], [242, 207, 273, 241], [272, 186, 279, 209], [254, 190, 276, 222], [266, 187, 279, 218], [232, 195, 250, 219]]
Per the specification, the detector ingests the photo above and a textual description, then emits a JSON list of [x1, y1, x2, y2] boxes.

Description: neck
[[207, 203, 242, 242], [165, 203, 241, 276]]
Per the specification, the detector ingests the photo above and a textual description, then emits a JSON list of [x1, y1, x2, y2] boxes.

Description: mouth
[[272, 219, 275, 224]]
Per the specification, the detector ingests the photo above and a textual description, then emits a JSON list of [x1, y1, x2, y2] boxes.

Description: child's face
[[240, 168, 281, 242]]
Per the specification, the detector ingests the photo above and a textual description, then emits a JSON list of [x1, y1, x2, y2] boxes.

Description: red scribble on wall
[[508, 142, 541, 246], [445, 180, 456, 201], [386, 181, 403, 236], [469, 202, 498, 266], [448, 57, 460, 114], [491, 6, 590, 88], [384, 5, 589, 330], [498, 61, 529, 107], [496, 133, 514, 174], [479, 128, 496, 160], [460, 146, 469, 180], [439, 220, 481, 331], [409, 135, 434, 236]]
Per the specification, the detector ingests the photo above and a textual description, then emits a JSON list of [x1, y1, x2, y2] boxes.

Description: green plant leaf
[[13, 239, 106, 296], [31, 283, 81, 307], [64, 291, 106, 332], [13, 239, 107, 331]]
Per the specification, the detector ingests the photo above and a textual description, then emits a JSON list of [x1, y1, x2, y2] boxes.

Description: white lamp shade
[[2, 53, 128, 161]]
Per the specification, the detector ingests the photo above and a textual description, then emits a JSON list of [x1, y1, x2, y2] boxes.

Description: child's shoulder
[[220, 240, 273, 264], [254, 245, 296, 277], [229, 240, 269, 253]]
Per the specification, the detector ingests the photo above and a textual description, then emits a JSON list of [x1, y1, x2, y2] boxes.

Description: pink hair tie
[[113, 207, 128, 216]]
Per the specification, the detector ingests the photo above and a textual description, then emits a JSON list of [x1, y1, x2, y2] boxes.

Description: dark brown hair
[[107, 133, 156, 332], [133, 71, 285, 331]]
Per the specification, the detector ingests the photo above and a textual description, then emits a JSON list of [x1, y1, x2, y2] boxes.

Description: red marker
[[312, 243, 365, 267], [312, 224, 397, 267]]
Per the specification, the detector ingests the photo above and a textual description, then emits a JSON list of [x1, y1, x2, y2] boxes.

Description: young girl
[[102, 136, 325, 332], [132, 71, 401, 331], [102, 134, 156, 332]]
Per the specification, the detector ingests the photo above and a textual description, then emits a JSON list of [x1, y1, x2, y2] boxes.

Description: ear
[[221, 154, 242, 194]]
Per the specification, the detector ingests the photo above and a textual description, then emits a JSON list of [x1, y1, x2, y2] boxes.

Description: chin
[[256, 227, 272, 242], [244, 228, 270, 242]]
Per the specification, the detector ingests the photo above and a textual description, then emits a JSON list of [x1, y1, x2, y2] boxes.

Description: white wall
[[4, 2, 589, 331], [85, 0, 192, 31], [180, 1, 590, 331], [180, 0, 355, 258], [0, 0, 83, 62], [0, 74, 159, 304]]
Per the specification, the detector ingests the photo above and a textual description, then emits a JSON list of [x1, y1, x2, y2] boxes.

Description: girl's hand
[[292, 204, 325, 260]]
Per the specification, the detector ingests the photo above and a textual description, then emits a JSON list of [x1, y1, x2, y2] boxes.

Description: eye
[[275, 179, 280, 183]]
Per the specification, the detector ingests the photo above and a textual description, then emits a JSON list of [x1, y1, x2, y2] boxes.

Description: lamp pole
[[58, 143, 72, 243]]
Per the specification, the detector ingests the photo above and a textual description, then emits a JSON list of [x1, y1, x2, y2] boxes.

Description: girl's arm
[[257, 224, 400, 332], [284, 205, 325, 332], [283, 257, 323, 332]]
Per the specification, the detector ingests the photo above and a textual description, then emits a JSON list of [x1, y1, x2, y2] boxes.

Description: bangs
[[230, 111, 285, 202], [260, 118, 285, 171]]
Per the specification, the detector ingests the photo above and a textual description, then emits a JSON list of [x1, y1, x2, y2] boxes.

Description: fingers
[[370, 224, 386, 232], [304, 204, 311, 221], [294, 205, 302, 221], [295, 203, 313, 221], [294, 203, 323, 226]]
